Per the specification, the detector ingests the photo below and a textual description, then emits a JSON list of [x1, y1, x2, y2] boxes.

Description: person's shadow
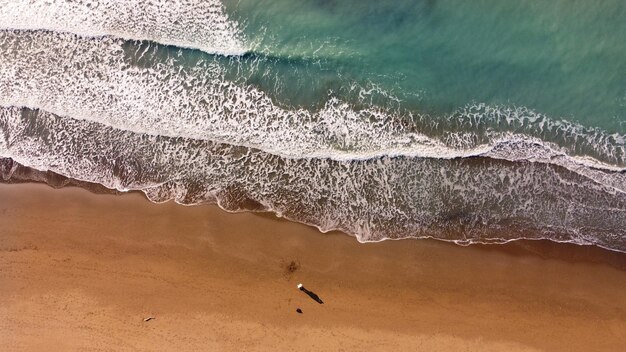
[[298, 284, 324, 304]]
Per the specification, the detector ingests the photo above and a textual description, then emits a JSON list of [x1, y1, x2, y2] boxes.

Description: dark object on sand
[[296, 308, 303, 314], [297, 283, 324, 304], [286, 260, 300, 273], [143, 317, 155, 322]]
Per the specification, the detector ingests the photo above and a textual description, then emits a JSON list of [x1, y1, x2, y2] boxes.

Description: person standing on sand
[[297, 283, 324, 304]]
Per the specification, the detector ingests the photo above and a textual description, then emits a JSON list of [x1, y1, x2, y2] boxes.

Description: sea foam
[[0, 0, 246, 55], [1, 106, 625, 252], [0, 30, 623, 190]]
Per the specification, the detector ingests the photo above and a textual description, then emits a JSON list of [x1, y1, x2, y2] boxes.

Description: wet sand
[[0, 183, 625, 351]]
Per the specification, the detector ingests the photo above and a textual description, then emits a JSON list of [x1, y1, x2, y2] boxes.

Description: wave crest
[[0, 0, 246, 55]]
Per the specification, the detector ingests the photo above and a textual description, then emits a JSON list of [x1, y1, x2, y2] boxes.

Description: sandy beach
[[0, 183, 625, 351]]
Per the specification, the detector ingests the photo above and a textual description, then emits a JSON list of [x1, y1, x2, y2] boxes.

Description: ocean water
[[0, 1, 624, 251]]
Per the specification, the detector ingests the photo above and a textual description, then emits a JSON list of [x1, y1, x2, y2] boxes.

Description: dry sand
[[0, 183, 625, 351]]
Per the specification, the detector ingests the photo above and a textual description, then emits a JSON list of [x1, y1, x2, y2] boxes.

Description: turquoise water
[[223, 0, 625, 131], [0, 0, 624, 251]]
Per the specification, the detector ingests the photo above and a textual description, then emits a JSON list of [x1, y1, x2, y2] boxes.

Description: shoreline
[[1, 183, 625, 351], [3, 157, 625, 265]]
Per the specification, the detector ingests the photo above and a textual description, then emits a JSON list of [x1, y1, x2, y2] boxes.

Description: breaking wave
[[0, 0, 246, 55], [0, 30, 623, 165]]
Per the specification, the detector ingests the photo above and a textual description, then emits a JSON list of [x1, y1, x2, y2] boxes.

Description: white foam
[[0, 0, 246, 55], [2, 106, 625, 252], [0, 30, 481, 158], [0, 30, 624, 197]]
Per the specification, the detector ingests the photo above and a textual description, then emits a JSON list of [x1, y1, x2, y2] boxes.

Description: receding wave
[[0, 0, 246, 55], [1, 106, 625, 252]]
